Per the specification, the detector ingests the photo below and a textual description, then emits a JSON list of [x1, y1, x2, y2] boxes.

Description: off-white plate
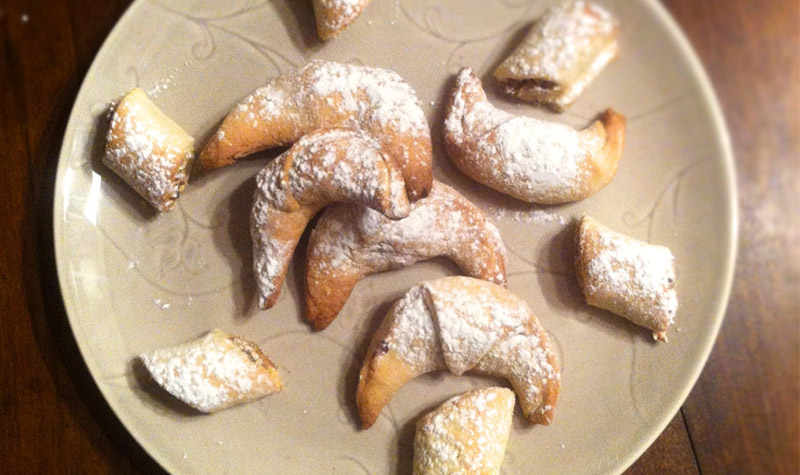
[[54, 0, 736, 473]]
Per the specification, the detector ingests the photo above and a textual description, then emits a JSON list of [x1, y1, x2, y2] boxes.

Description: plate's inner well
[[54, 0, 736, 473]]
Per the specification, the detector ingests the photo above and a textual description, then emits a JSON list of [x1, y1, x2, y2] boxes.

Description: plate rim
[[52, 0, 739, 473]]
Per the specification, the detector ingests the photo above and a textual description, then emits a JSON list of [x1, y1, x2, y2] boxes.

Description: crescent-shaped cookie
[[305, 181, 507, 331], [444, 67, 625, 204], [139, 329, 282, 413], [252, 128, 409, 310], [312, 0, 373, 40], [201, 60, 433, 200], [494, 1, 620, 111], [357, 276, 560, 429], [104, 88, 194, 212], [413, 387, 515, 475], [576, 215, 678, 341]]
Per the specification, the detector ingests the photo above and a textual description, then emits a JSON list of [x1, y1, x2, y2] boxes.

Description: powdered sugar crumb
[[146, 75, 174, 98], [489, 205, 567, 225]]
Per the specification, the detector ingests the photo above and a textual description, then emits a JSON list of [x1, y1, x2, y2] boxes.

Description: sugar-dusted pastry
[[357, 276, 560, 429], [494, 1, 620, 111], [201, 60, 432, 200], [139, 329, 282, 413], [252, 128, 409, 310], [312, 0, 373, 40], [445, 67, 625, 205], [576, 215, 678, 341], [413, 387, 514, 475], [305, 181, 507, 331], [104, 88, 194, 212]]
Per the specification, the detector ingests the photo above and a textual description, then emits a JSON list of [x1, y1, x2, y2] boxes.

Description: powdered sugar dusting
[[287, 130, 385, 207], [305, 60, 427, 137], [486, 116, 586, 191], [384, 285, 445, 372], [139, 330, 279, 413], [371, 277, 559, 420], [499, 1, 617, 81], [445, 68, 511, 141], [104, 89, 193, 212], [308, 182, 506, 284], [424, 279, 530, 375], [315, 0, 370, 33], [413, 387, 514, 474], [579, 217, 678, 340], [477, 332, 557, 409], [210, 60, 431, 197], [489, 205, 567, 225], [251, 235, 296, 309], [238, 60, 428, 170], [445, 68, 600, 203], [250, 129, 409, 309], [586, 224, 678, 323]]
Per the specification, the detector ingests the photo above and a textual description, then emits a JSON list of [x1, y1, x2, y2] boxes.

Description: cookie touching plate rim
[[53, 0, 737, 473]]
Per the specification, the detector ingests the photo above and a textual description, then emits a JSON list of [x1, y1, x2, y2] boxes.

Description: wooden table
[[1, 0, 797, 472]]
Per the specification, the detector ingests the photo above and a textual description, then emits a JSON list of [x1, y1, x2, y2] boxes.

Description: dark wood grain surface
[[1, 0, 797, 473]]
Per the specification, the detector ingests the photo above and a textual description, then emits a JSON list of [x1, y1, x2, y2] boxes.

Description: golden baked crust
[[357, 277, 560, 429], [305, 181, 507, 330], [445, 67, 625, 205], [139, 329, 282, 413], [251, 128, 409, 310], [312, 0, 373, 40], [494, 1, 619, 111], [200, 60, 432, 201], [413, 388, 514, 475], [104, 88, 194, 212], [576, 215, 678, 341]]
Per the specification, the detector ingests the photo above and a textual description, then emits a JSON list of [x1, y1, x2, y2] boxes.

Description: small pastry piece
[[305, 181, 507, 330], [494, 1, 620, 111], [413, 387, 515, 475], [201, 60, 432, 201], [445, 67, 625, 205], [252, 128, 409, 310], [139, 329, 282, 413], [576, 215, 678, 341], [357, 276, 560, 429], [312, 0, 373, 40], [104, 88, 194, 212]]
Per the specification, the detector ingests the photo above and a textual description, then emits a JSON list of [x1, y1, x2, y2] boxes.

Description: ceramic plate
[[54, 0, 737, 473]]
